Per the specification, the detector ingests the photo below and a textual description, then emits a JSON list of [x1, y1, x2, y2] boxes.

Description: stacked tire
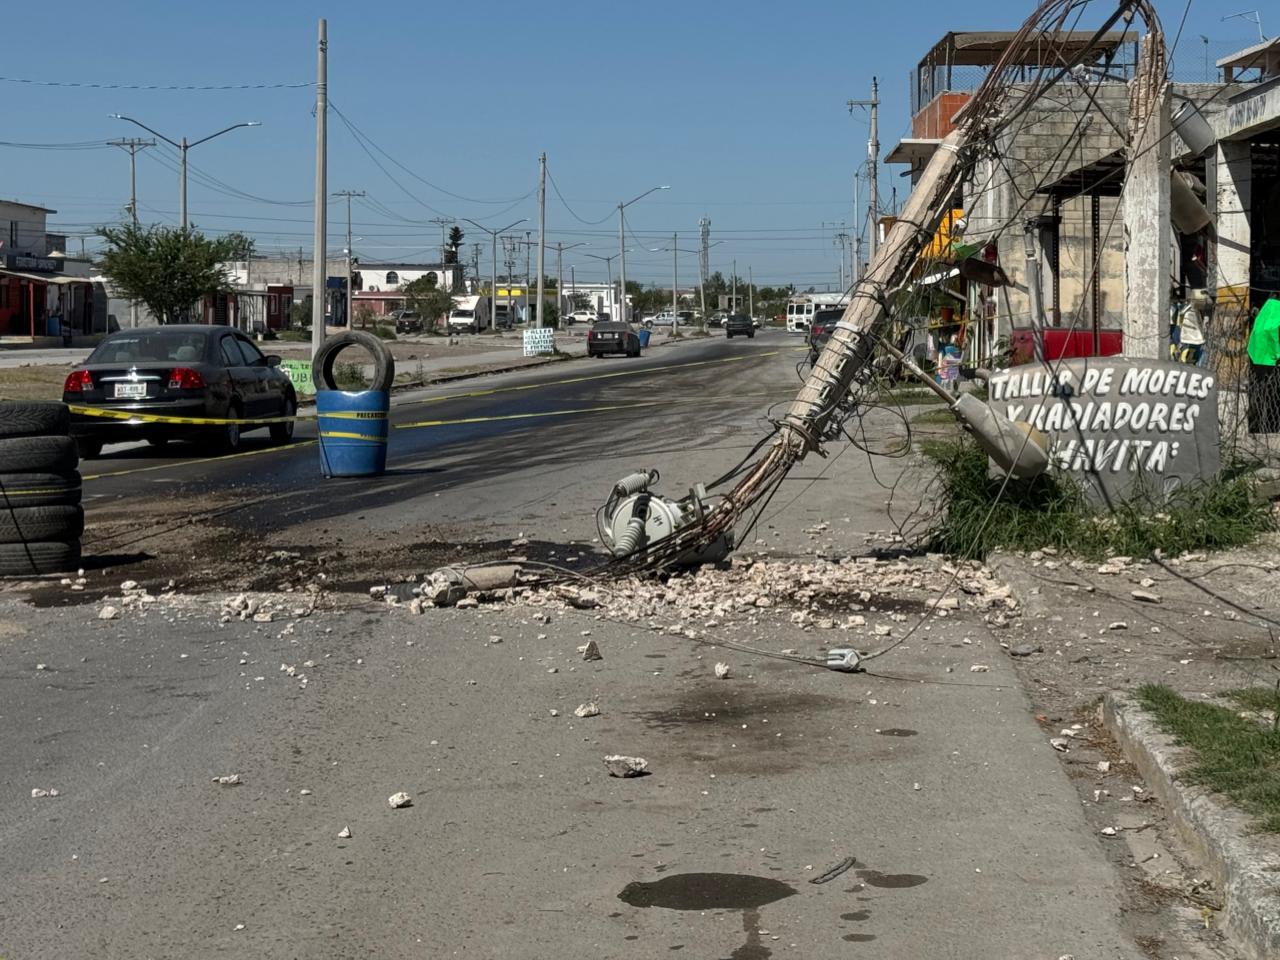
[[0, 401, 82, 576]]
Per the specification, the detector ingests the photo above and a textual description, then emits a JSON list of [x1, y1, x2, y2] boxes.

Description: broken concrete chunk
[[98, 605, 120, 620], [604, 755, 649, 778], [574, 702, 600, 718], [1049, 738, 1071, 752], [969, 664, 990, 673], [1097, 760, 1111, 773], [31, 788, 50, 798], [212, 774, 242, 786], [1009, 643, 1042, 657], [387, 792, 413, 808], [1130, 589, 1161, 604], [338, 825, 352, 839], [714, 662, 732, 679], [579, 640, 602, 662], [1107, 621, 1128, 631]]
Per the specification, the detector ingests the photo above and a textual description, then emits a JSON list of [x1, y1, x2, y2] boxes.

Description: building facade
[[0, 200, 97, 342]]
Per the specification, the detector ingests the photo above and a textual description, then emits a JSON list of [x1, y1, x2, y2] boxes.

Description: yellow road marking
[[69, 405, 382, 426], [81, 441, 317, 482]]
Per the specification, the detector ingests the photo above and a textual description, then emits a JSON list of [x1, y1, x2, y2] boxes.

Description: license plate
[[600, 332, 616, 340], [114, 383, 146, 399]]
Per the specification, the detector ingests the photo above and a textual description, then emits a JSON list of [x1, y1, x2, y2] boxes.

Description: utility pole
[[671, 232, 678, 338], [109, 137, 153, 328], [524, 230, 532, 321], [554, 240, 585, 327], [848, 76, 880, 261], [748, 265, 754, 321], [853, 170, 864, 283], [834, 228, 849, 291], [536, 152, 546, 328], [471, 243, 482, 283], [732, 258, 737, 314], [429, 216, 450, 262], [334, 189, 365, 328], [699, 217, 710, 330], [311, 18, 327, 356], [617, 185, 669, 324]]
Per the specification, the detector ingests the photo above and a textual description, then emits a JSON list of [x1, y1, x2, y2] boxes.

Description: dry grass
[[0, 364, 72, 401]]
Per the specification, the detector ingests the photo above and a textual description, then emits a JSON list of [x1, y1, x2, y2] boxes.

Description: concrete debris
[[338, 826, 351, 839], [299, 789, 312, 796], [1009, 643, 1043, 657], [929, 597, 960, 611], [120, 580, 138, 592], [1100, 826, 1117, 837], [714, 662, 732, 679], [1050, 738, 1071, 752], [574, 701, 600, 718], [1107, 621, 1129, 631], [579, 640, 603, 661], [212, 774, 242, 786], [31, 787, 57, 798], [387, 792, 413, 808], [1130, 589, 1161, 604], [969, 664, 990, 673], [558, 586, 600, 609], [604, 755, 649, 778], [873, 624, 893, 637], [35, 663, 47, 670], [1097, 760, 1111, 773], [98, 605, 119, 620], [549, 709, 559, 717], [455, 597, 479, 609]]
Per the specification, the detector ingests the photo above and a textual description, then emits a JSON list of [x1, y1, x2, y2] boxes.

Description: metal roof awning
[[1036, 149, 1126, 200], [1217, 36, 1280, 80], [918, 30, 1137, 69], [886, 138, 942, 165], [0, 268, 91, 285]]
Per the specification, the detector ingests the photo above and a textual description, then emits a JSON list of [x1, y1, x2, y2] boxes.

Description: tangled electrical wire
[[597, 0, 1168, 578]]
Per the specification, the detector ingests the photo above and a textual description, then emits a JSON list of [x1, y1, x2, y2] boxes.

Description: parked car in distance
[[724, 314, 755, 339], [63, 325, 297, 459], [677, 310, 696, 326], [806, 308, 843, 362], [646, 312, 677, 327], [389, 309, 423, 334], [709, 312, 729, 327], [587, 320, 641, 358], [567, 309, 597, 325]]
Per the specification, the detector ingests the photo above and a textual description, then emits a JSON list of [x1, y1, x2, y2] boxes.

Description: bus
[[785, 293, 849, 334]]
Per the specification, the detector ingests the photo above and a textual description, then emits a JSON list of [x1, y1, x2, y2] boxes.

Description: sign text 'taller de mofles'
[[988, 358, 1219, 505]]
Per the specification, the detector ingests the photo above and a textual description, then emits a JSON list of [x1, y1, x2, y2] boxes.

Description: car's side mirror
[[264, 354, 282, 367]]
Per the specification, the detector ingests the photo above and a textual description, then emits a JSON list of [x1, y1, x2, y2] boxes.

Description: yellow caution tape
[[67, 404, 385, 426], [319, 431, 387, 442]]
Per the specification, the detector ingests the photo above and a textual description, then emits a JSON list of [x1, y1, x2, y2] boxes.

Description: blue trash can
[[637, 328, 652, 349], [316, 389, 390, 477]]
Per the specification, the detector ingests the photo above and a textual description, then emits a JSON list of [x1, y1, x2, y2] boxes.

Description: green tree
[[445, 225, 464, 264], [402, 275, 455, 328], [96, 224, 234, 324]]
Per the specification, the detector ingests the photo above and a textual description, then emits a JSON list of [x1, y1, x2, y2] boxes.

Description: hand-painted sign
[[523, 328, 556, 357], [279, 359, 317, 396], [988, 358, 1219, 504]]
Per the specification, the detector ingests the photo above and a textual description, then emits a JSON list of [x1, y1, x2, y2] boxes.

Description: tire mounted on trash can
[[312, 331, 396, 393]]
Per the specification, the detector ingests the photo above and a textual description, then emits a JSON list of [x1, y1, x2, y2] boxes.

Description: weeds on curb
[[1137, 684, 1280, 832], [922, 437, 1273, 560]]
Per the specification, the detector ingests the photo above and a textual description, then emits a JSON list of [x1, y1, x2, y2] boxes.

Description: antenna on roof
[[1222, 10, 1266, 43]]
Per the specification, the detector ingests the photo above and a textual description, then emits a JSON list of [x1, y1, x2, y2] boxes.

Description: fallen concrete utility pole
[[603, 0, 1167, 571]]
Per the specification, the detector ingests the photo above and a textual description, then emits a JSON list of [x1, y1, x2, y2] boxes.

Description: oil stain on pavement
[[618, 873, 796, 959]]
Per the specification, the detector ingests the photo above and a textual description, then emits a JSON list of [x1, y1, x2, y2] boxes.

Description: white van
[[448, 295, 491, 333]]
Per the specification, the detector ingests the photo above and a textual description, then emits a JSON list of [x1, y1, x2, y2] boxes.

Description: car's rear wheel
[[212, 402, 243, 454], [270, 396, 296, 444]]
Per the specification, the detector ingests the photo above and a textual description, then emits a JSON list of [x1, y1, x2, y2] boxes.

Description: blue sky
[[0, 0, 1258, 288]]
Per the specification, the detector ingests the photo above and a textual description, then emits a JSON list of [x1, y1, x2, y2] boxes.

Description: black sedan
[[587, 321, 641, 358], [724, 314, 755, 339], [63, 325, 298, 459]]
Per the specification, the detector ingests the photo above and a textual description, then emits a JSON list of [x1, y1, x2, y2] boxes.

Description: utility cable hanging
[[0, 76, 313, 91]]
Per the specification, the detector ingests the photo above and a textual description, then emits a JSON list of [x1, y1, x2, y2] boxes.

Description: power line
[[0, 76, 312, 91]]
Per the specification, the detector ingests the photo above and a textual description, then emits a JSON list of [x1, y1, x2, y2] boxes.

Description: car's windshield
[[89, 332, 207, 364]]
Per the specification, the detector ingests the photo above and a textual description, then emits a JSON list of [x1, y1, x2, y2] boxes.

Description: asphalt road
[[80, 332, 792, 536], [1, 330, 1161, 959]]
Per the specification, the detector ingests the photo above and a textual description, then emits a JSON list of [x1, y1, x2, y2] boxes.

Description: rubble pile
[[382, 554, 1019, 636]]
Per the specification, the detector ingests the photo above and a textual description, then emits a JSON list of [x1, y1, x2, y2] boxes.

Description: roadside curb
[[1101, 692, 1280, 960]]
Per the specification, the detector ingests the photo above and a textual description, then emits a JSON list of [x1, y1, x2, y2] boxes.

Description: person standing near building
[[1247, 294, 1280, 433]]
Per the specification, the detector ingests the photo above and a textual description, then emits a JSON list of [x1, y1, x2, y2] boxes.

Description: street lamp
[[110, 114, 260, 230], [462, 217, 527, 331], [617, 185, 669, 322], [585, 250, 631, 318], [554, 241, 588, 324]]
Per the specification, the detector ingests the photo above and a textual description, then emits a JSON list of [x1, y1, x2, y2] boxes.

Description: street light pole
[[312, 18, 327, 355], [616, 185, 669, 324], [672, 232, 678, 338], [536, 152, 546, 328], [462, 217, 527, 332], [555, 241, 586, 326], [334, 190, 365, 327], [111, 115, 260, 231]]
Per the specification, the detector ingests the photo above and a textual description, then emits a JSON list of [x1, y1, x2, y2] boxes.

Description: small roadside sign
[[280, 359, 317, 396]]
